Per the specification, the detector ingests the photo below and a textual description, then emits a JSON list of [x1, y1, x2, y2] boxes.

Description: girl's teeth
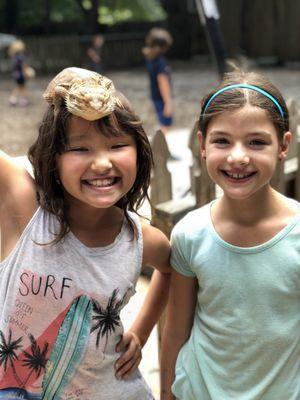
[[227, 172, 251, 179], [87, 178, 114, 187]]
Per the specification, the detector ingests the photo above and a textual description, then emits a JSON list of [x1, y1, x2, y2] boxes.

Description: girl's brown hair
[[199, 70, 289, 140], [143, 28, 173, 59], [28, 95, 153, 244]]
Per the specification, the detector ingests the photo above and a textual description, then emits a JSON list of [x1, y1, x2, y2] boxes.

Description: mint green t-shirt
[[171, 200, 300, 400]]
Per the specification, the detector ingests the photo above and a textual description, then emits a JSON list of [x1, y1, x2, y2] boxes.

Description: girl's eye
[[249, 140, 267, 147], [111, 143, 129, 149], [67, 147, 88, 152], [213, 138, 229, 145]]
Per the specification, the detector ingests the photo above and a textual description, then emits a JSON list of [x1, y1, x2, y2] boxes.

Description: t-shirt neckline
[[208, 200, 300, 254]]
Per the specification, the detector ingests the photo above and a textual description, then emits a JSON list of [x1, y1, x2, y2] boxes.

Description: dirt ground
[[1, 61, 300, 156]]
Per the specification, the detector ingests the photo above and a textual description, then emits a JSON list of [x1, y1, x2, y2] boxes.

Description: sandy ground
[[1, 60, 300, 156], [0, 61, 208, 155]]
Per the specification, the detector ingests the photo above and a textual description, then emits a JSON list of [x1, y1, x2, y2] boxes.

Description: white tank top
[[0, 207, 153, 399]]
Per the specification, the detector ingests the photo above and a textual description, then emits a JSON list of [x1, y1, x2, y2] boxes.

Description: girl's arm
[[157, 73, 172, 117], [160, 270, 198, 400], [0, 151, 37, 259], [87, 47, 100, 63], [115, 223, 171, 378], [129, 223, 171, 345]]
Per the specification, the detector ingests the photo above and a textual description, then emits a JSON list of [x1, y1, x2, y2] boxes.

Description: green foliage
[[99, 0, 167, 25], [0, 0, 166, 32], [17, 0, 84, 28]]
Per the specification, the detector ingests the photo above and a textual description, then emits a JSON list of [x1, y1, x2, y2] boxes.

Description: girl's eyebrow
[[208, 130, 230, 136], [68, 133, 88, 142], [242, 131, 274, 139], [209, 130, 272, 137]]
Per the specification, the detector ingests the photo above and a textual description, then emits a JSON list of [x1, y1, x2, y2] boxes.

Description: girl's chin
[[222, 186, 270, 202]]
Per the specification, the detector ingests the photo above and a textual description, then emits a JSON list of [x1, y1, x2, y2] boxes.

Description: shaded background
[[1, 0, 300, 73]]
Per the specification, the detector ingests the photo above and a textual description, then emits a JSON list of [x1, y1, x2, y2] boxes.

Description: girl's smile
[[221, 169, 257, 182], [82, 177, 120, 188], [56, 115, 137, 211]]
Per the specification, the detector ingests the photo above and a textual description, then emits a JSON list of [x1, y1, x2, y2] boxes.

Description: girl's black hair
[[28, 96, 153, 245]]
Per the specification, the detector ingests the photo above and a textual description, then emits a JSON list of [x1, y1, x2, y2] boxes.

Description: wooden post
[[295, 125, 300, 201], [188, 121, 215, 206], [151, 126, 197, 359], [150, 129, 172, 206], [271, 161, 285, 192], [271, 98, 300, 197], [152, 197, 196, 239], [188, 121, 201, 197]]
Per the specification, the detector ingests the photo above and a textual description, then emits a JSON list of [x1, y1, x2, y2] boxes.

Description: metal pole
[[194, 0, 227, 78]]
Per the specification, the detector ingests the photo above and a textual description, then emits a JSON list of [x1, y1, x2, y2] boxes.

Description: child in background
[[161, 70, 300, 399], [8, 39, 32, 107], [0, 67, 170, 399], [87, 34, 105, 74], [143, 28, 173, 134]]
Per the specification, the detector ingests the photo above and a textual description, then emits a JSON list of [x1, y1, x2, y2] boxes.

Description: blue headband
[[202, 83, 285, 119]]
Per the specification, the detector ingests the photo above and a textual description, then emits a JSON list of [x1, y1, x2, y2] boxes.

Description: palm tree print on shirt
[[91, 288, 129, 352], [22, 333, 49, 386], [0, 329, 23, 386], [0, 329, 49, 390]]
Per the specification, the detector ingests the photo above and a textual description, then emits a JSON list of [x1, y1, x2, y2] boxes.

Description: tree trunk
[[75, 0, 101, 33], [160, 0, 192, 59], [44, 0, 52, 34], [4, 0, 19, 33]]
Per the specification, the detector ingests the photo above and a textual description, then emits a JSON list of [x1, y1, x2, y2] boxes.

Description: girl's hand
[[114, 331, 142, 379]]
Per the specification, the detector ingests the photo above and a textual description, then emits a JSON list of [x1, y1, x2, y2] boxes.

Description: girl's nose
[[227, 145, 250, 166], [90, 152, 112, 172]]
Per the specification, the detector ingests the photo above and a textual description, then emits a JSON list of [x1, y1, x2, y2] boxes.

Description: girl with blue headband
[[161, 70, 300, 399]]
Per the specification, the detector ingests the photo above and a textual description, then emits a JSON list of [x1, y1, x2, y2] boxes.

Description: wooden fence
[[0, 33, 145, 74], [217, 0, 300, 61]]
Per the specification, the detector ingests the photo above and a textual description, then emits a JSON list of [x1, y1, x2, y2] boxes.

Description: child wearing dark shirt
[[8, 39, 32, 107], [143, 28, 173, 134]]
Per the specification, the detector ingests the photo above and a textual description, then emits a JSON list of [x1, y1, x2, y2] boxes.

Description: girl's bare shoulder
[[0, 152, 38, 235]]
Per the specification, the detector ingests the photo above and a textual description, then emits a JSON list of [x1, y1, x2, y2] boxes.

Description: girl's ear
[[279, 131, 292, 160], [197, 131, 206, 159]]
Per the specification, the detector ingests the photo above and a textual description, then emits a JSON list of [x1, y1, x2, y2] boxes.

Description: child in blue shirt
[[161, 69, 300, 399], [143, 28, 173, 134]]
